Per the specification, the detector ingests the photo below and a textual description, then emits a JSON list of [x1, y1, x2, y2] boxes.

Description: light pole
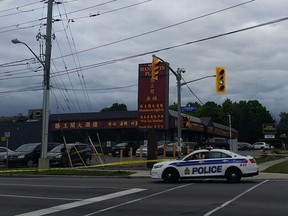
[[228, 114, 232, 150], [11, 39, 45, 67], [11, 38, 50, 169], [11, 0, 53, 169]]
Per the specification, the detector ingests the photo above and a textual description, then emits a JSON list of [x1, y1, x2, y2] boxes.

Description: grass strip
[[263, 160, 288, 174], [0, 168, 134, 177]]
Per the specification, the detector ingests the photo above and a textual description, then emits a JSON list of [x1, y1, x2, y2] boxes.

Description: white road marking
[[84, 183, 194, 216], [0, 194, 81, 201], [15, 188, 146, 216], [203, 180, 269, 216]]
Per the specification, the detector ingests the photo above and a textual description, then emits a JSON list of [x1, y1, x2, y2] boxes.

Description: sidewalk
[[130, 157, 288, 179], [253, 157, 288, 180]]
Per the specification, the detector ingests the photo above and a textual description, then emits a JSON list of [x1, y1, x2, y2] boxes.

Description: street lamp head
[[11, 38, 22, 44]]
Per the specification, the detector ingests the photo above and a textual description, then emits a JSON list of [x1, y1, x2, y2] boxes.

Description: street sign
[[181, 106, 197, 112], [5, 132, 10, 138]]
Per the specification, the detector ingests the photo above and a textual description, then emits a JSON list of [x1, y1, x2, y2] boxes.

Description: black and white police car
[[151, 148, 259, 183]]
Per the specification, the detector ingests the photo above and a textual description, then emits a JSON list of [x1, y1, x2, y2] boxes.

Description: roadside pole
[[5, 132, 10, 168]]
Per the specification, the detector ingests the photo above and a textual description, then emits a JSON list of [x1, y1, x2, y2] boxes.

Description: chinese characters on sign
[[51, 120, 138, 130], [138, 62, 169, 129]]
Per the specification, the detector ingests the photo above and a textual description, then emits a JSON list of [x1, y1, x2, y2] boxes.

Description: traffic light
[[215, 67, 226, 94], [151, 56, 160, 81], [181, 115, 192, 128]]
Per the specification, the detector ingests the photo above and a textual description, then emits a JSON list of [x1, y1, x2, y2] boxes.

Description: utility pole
[[38, 0, 53, 169], [176, 68, 185, 158]]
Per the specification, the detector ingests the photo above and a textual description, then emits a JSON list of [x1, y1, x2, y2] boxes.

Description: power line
[[51, 84, 137, 91], [52, 15, 288, 78], [0, 1, 41, 14], [53, 0, 255, 59]]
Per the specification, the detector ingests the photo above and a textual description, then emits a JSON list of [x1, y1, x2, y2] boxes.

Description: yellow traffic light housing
[[181, 115, 192, 128], [215, 67, 226, 94], [151, 56, 160, 81]]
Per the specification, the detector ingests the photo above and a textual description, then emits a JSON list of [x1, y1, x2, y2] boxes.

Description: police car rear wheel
[[226, 168, 241, 183], [162, 168, 180, 183]]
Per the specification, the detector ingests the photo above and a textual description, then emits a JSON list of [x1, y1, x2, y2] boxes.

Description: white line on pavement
[[15, 188, 146, 216], [203, 180, 269, 216], [84, 183, 194, 216]]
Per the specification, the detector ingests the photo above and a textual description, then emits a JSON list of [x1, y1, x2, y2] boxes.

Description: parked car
[[157, 142, 190, 156], [47, 143, 92, 167], [5, 142, 61, 167], [0, 147, 14, 164], [253, 142, 270, 150], [136, 143, 148, 157], [238, 142, 253, 151], [111, 142, 138, 157], [196, 137, 230, 150]]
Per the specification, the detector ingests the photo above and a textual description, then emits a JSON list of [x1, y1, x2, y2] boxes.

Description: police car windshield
[[183, 150, 233, 161]]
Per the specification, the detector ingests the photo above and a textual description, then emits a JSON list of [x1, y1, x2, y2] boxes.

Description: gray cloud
[[0, 0, 288, 121]]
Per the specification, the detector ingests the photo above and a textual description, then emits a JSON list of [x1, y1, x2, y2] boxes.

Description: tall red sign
[[138, 62, 169, 129]]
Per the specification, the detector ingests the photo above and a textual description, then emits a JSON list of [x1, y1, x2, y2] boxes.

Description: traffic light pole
[[152, 55, 185, 157]]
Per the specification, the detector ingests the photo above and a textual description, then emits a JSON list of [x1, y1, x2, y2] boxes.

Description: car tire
[[226, 168, 241, 183], [27, 159, 34, 167], [162, 168, 180, 183]]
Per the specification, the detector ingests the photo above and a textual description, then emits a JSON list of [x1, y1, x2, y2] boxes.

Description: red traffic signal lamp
[[215, 67, 226, 94], [151, 56, 160, 81]]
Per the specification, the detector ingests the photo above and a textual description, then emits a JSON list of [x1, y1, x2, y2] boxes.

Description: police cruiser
[[151, 148, 259, 183]]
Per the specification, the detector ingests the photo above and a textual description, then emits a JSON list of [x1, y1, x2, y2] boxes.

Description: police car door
[[204, 151, 228, 176], [184, 151, 224, 177], [179, 151, 209, 178]]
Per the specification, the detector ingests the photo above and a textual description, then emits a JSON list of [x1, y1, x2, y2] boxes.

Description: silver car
[[0, 147, 14, 164], [253, 142, 270, 150]]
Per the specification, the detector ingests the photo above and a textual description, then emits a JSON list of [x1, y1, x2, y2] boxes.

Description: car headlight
[[55, 155, 62, 159], [18, 155, 25, 159], [153, 164, 164, 169]]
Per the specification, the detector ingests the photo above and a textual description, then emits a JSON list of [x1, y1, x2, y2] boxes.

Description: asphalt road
[[0, 176, 287, 216]]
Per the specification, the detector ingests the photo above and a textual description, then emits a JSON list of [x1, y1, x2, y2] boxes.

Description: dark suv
[[111, 142, 138, 157], [47, 143, 92, 167], [5, 142, 61, 167], [196, 137, 230, 150]]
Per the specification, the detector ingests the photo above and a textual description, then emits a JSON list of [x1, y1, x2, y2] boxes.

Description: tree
[[277, 112, 288, 137], [193, 101, 223, 123], [170, 99, 275, 143], [168, 102, 178, 112], [100, 103, 128, 112]]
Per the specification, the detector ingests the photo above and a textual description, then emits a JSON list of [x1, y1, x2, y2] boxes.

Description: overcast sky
[[0, 0, 288, 121]]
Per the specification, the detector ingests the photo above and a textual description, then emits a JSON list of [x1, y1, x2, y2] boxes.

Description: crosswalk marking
[[16, 188, 146, 216]]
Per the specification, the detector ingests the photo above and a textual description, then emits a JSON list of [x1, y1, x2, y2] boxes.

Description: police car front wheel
[[162, 168, 180, 183], [225, 168, 242, 183]]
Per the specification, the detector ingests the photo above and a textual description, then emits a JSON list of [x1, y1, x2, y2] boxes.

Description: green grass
[[264, 160, 288, 173], [255, 155, 284, 164], [0, 167, 135, 177], [255, 155, 288, 174]]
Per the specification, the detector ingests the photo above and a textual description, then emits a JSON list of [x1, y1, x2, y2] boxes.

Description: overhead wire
[[51, 2, 90, 113], [52, 15, 288, 77], [59, 2, 93, 112], [0, 0, 119, 34], [64, 0, 152, 21], [52, 0, 255, 59]]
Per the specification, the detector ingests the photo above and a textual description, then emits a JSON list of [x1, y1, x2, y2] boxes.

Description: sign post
[[5, 132, 10, 168]]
